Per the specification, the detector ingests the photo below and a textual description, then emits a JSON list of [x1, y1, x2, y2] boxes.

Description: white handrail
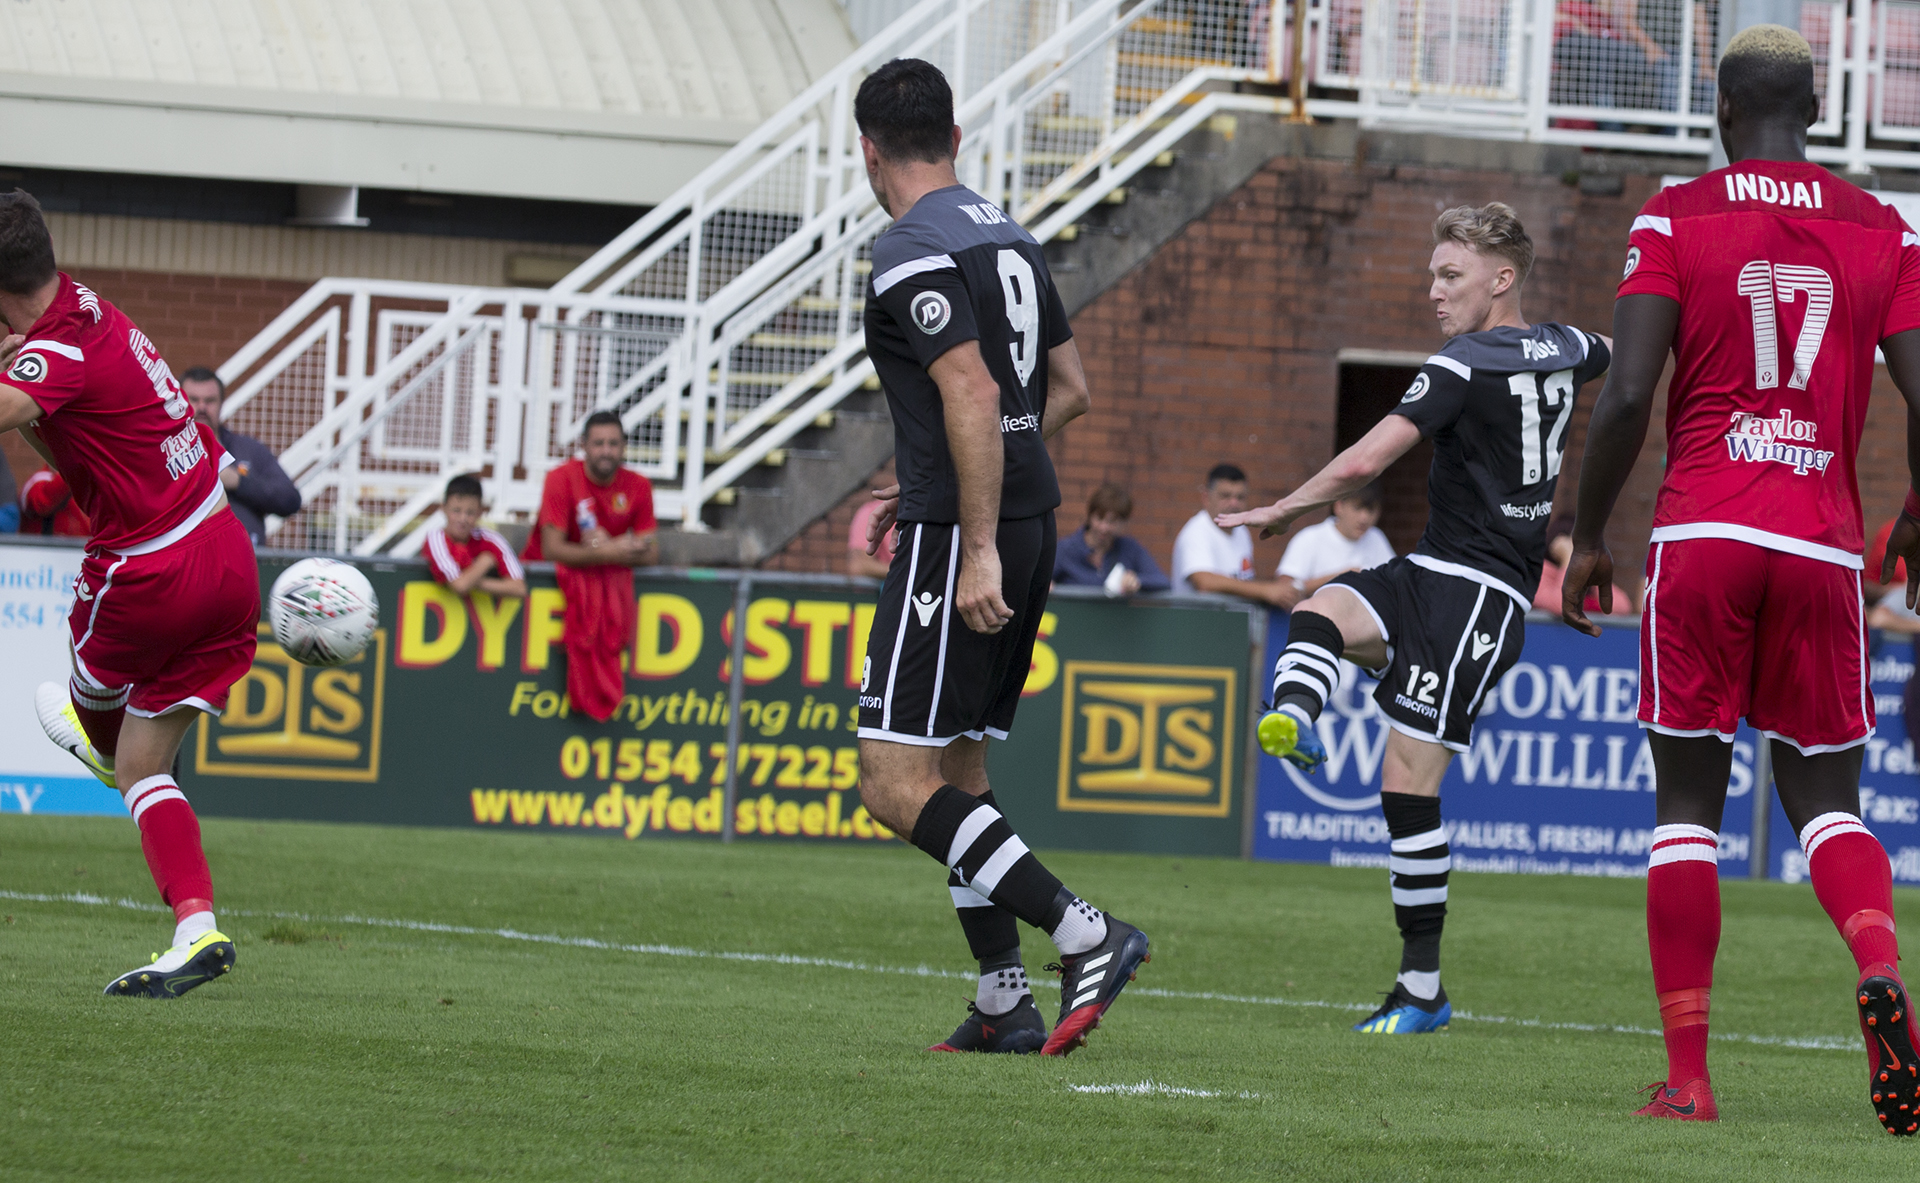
[[219, 0, 1920, 557]]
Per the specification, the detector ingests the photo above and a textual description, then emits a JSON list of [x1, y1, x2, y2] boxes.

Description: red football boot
[[1634, 1078, 1718, 1122], [1857, 968, 1920, 1136]]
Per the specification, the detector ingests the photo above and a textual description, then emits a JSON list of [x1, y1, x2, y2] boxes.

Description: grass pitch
[[3, 815, 1916, 1181]]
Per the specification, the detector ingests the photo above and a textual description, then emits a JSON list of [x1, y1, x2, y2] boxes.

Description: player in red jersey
[[424, 473, 527, 600], [0, 190, 256, 998], [1566, 27, 1920, 1130]]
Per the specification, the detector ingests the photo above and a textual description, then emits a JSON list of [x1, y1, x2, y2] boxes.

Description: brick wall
[[759, 460, 897, 574], [3, 268, 308, 490], [761, 153, 1690, 589]]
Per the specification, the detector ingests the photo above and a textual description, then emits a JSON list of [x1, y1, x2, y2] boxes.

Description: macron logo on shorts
[[912, 592, 942, 627]]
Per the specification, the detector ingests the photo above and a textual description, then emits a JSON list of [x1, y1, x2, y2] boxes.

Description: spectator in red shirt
[[528, 411, 657, 722], [19, 463, 89, 537], [424, 473, 526, 599]]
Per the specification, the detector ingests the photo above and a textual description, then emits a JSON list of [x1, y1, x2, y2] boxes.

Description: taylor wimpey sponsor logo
[[1500, 500, 1555, 521], [1724, 172, 1823, 210], [1724, 409, 1834, 475], [161, 420, 206, 480]]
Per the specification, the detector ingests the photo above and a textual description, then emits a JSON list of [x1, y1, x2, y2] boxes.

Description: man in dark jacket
[[182, 366, 301, 546], [1052, 483, 1170, 594]]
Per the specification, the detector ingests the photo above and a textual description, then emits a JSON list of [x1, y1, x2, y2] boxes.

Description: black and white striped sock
[[1272, 611, 1345, 723], [912, 785, 1107, 955], [1382, 792, 1448, 1001], [947, 790, 1023, 985]]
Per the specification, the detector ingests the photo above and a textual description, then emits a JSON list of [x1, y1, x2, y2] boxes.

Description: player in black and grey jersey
[[1221, 203, 1611, 1035], [849, 58, 1150, 1057]]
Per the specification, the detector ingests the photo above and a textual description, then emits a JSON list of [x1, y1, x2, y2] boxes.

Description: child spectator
[[424, 473, 526, 599], [1275, 481, 1394, 595], [1054, 484, 1169, 594]]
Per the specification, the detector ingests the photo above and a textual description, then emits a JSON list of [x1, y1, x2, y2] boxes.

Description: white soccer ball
[[269, 558, 379, 668]]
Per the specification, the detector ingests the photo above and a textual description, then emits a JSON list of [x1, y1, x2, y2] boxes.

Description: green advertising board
[[180, 556, 1261, 857]]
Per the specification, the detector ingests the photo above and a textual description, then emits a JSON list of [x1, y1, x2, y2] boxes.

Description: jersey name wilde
[[1393, 323, 1611, 600], [4, 274, 225, 555], [865, 185, 1072, 523], [1620, 163, 1920, 567]]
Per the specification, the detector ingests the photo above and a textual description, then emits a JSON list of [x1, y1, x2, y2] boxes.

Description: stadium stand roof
[[0, 0, 856, 206]]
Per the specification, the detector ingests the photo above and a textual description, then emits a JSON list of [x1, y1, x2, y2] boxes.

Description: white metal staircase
[[218, 0, 1920, 556]]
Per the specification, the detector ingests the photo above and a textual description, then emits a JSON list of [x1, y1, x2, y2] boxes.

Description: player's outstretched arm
[[1880, 329, 1920, 609], [1041, 340, 1090, 439], [1563, 293, 1678, 637], [1215, 414, 1422, 539], [931, 341, 1015, 635]]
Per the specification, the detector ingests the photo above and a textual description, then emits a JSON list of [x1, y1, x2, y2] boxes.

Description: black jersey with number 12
[[1391, 323, 1612, 600], [865, 185, 1071, 524]]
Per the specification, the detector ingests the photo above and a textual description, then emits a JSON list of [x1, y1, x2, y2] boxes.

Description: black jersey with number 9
[[1391, 323, 1612, 599], [865, 185, 1072, 524]]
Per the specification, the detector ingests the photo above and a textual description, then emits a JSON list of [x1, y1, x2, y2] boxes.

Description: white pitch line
[[1068, 1081, 1262, 1099], [0, 888, 1856, 1052]]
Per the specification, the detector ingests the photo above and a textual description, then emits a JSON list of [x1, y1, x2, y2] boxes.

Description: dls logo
[[195, 625, 387, 781], [1056, 661, 1236, 818]]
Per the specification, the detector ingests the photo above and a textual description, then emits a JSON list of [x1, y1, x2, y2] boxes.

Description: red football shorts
[[1640, 537, 1871, 752], [69, 510, 260, 717]]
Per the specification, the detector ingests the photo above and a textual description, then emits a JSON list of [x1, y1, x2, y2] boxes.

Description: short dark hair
[[1206, 463, 1247, 487], [582, 410, 624, 439], [1719, 25, 1816, 124], [0, 190, 57, 296], [1086, 484, 1134, 520], [444, 473, 484, 503], [1340, 481, 1383, 511], [180, 366, 226, 398], [853, 59, 956, 164]]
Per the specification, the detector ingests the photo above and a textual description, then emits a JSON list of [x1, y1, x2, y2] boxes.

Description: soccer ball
[[268, 558, 379, 667]]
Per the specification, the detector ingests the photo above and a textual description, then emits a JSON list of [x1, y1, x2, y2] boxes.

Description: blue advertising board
[[1773, 636, 1920, 884], [1254, 612, 1759, 877]]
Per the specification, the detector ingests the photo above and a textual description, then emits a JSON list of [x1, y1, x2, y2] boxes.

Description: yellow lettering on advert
[[308, 670, 363, 734], [398, 582, 467, 668], [507, 791, 547, 825], [801, 801, 826, 836], [593, 783, 626, 828], [510, 682, 539, 716], [735, 801, 758, 834], [471, 789, 510, 823], [1022, 611, 1059, 696], [852, 805, 873, 838], [1163, 707, 1216, 771], [225, 666, 285, 729], [721, 599, 793, 684], [634, 594, 703, 679], [1079, 704, 1141, 766], [1075, 682, 1215, 793], [649, 785, 672, 830], [758, 794, 777, 834], [667, 796, 693, 832], [775, 800, 801, 835], [623, 794, 648, 838], [547, 792, 587, 826], [790, 601, 851, 686], [522, 587, 566, 670], [693, 789, 722, 833], [470, 592, 522, 670]]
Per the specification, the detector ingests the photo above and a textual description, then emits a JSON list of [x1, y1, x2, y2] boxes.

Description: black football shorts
[[857, 513, 1054, 746], [1330, 556, 1527, 751]]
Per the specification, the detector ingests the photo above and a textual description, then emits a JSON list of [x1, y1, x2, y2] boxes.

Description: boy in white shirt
[[1276, 481, 1395, 594]]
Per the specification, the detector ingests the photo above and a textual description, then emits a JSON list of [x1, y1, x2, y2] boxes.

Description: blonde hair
[[1722, 24, 1813, 69], [1432, 202, 1535, 286]]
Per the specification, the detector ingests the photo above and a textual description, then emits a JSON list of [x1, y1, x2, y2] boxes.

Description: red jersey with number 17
[[1619, 163, 1920, 568], [4, 274, 226, 556]]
